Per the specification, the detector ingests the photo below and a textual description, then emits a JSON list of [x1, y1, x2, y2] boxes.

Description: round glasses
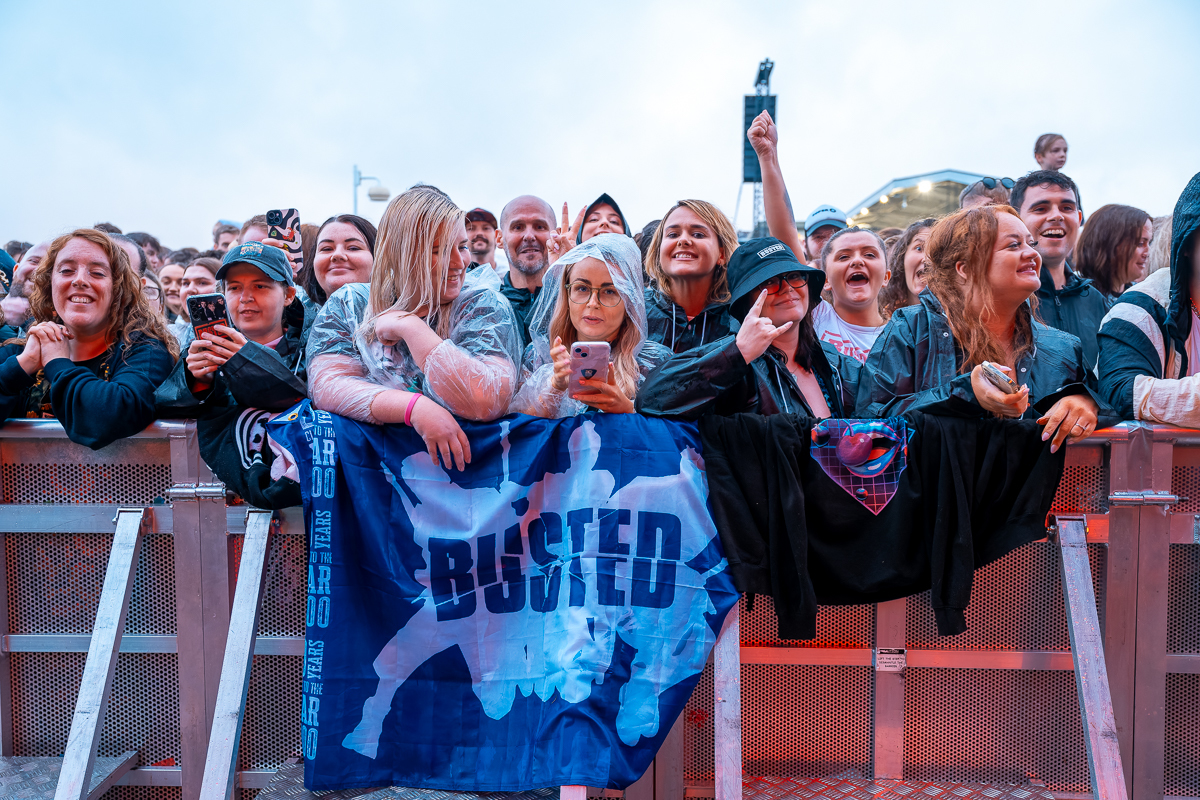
[[981, 177, 1015, 190], [568, 282, 622, 307], [762, 271, 809, 295]]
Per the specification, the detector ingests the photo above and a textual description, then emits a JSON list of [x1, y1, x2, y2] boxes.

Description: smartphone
[[266, 208, 302, 275], [568, 341, 611, 396], [980, 361, 1019, 395], [188, 293, 230, 341]]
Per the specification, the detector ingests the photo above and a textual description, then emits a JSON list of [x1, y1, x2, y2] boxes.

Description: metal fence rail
[[0, 420, 1194, 800]]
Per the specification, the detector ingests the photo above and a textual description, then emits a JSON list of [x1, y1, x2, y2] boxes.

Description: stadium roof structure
[[846, 169, 987, 231]]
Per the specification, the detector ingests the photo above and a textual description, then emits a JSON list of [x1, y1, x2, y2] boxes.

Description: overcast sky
[[3, 0, 1197, 250]]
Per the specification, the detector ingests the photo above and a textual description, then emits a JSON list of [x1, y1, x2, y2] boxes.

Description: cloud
[[1, 0, 1197, 247]]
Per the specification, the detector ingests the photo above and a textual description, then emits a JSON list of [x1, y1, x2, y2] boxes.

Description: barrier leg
[[53, 508, 146, 800], [198, 509, 274, 800], [713, 602, 741, 800], [1056, 518, 1128, 800]]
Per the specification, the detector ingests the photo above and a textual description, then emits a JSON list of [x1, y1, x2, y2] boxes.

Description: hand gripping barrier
[[0, 420, 1194, 800]]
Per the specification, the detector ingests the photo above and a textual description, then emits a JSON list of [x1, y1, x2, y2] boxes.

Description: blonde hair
[[26, 229, 179, 360], [644, 199, 737, 306], [369, 185, 464, 338], [548, 261, 641, 399], [1145, 215, 1173, 278]]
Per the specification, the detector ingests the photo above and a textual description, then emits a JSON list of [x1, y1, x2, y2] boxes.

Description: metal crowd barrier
[[0, 419, 1194, 800]]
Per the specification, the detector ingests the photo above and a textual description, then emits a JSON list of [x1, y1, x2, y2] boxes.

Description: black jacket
[[636, 335, 860, 419], [156, 297, 313, 418], [643, 287, 733, 354], [0, 335, 175, 450], [500, 273, 540, 350], [1097, 171, 1200, 418], [699, 412, 1066, 639], [1035, 264, 1110, 373], [858, 290, 1116, 425]]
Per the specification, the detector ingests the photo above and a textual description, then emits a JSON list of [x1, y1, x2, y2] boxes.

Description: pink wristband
[[405, 393, 422, 426]]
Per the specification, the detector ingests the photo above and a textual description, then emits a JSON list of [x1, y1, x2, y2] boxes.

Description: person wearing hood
[[509, 233, 671, 418], [642, 199, 738, 354], [1097, 171, 1200, 425], [1011, 170, 1110, 372], [155, 241, 313, 417], [858, 205, 1113, 452], [544, 193, 634, 267], [636, 236, 860, 419]]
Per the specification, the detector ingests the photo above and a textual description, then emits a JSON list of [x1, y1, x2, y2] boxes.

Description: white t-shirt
[[811, 301, 885, 363]]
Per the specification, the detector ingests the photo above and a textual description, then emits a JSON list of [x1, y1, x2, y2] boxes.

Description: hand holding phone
[[187, 293, 230, 340], [980, 361, 1019, 394], [567, 341, 610, 396], [266, 208, 302, 276]]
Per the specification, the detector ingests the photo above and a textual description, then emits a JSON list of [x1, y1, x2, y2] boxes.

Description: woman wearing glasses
[[636, 237, 859, 419], [509, 233, 671, 417]]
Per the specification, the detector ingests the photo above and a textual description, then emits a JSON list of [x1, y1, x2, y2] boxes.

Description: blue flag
[[270, 404, 738, 792]]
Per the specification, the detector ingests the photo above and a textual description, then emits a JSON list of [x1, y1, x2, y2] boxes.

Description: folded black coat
[[698, 411, 1066, 639]]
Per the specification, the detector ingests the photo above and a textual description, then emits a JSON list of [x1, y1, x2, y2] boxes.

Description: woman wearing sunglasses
[[509, 233, 672, 418], [637, 236, 859, 419], [959, 177, 1014, 210]]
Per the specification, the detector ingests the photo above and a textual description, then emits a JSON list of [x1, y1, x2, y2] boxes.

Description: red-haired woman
[[858, 205, 1111, 451], [0, 229, 177, 449]]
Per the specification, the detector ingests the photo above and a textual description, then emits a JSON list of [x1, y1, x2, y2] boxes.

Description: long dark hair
[[298, 214, 378, 306], [1075, 204, 1151, 296], [878, 218, 935, 320]]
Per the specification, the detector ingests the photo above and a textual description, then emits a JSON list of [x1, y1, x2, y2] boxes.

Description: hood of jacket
[[1037, 262, 1096, 298], [576, 193, 633, 244], [1166, 171, 1200, 353]]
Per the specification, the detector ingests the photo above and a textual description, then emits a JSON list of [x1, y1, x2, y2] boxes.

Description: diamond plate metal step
[[257, 762, 564, 800], [741, 776, 1057, 800], [0, 751, 138, 800]]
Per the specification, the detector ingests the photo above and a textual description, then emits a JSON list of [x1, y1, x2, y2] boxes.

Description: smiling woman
[[858, 205, 1116, 451], [643, 199, 739, 354], [0, 228, 177, 449], [305, 185, 523, 470]]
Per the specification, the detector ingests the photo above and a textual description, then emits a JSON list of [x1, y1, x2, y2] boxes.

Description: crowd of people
[[1, 121, 1197, 490]]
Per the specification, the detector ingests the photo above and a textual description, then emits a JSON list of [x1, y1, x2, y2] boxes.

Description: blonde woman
[[510, 234, 671, 418], [306, 185, 523, 470], [643, 199, 739, 353]]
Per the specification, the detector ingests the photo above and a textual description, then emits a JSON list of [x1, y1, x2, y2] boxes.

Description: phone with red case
[[568, 341, 610, 396], [187, 293, 230, 341], [266, 208, 302, 275]]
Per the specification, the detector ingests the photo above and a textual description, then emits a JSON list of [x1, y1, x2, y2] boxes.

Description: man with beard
[[465, 208, 503, 273], [497, 195, 555, 347], [1012, 171, 1109, 372]]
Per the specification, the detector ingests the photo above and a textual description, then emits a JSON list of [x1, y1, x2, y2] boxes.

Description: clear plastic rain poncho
[[306, 267, 523, 422], [509, 233, 672, 418]]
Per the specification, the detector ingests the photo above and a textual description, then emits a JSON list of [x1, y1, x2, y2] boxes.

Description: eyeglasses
[[762, 271, 810, 295], [981, 177, 1015, 190], [568, 281, 622, 308], [142, 285, 162, 300]]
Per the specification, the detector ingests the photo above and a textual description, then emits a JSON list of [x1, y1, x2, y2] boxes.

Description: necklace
[[1191, 298, 1200, 320], [29, 346, 114, 419]]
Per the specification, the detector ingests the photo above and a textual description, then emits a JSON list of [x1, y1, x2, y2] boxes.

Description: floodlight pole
[[352, 165, 383, 216]]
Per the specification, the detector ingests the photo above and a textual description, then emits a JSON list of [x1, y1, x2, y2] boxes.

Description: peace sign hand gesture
[[736, 289, 793, 364], [546, 203, 584, 264]]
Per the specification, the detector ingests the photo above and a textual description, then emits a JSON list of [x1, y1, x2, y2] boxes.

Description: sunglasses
[[981, 177, 1015, 190], [763, 271, 810, 295]]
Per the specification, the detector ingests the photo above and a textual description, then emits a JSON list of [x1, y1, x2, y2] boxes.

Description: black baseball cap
[[726, 237, 825, 321], [216, 241, 293, 285], [466, 208, 498, 228]]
